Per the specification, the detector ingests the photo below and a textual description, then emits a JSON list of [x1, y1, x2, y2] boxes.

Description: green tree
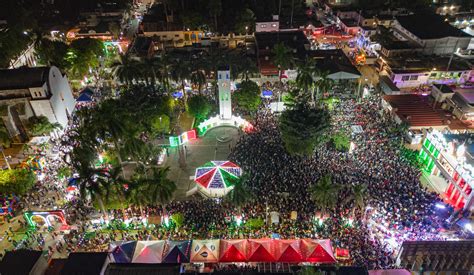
[[171, 59, 191, 102], [190, 70, 207, 94], [171, 212, 185, 228], [57, 166, 72, 179], [67, 38, 104, 79], [187, 95, 212, 120], [208, 0, 223, 31], [27, 116, 62, 136], [126, 179, 150, 214], [234, 8, 255, 34], [245, 218, 264, 230], [331, 131, 350, 152], [181, 11, 204, 30], [233, 80, 261, 113], [144, 167, 177, 207], [272, 42, 292, 83], [35, 38, 70, 69], [150, 115, 170, 136], [314, 69, 334, 101], [0, 169, 36, 195], [350, 184, 368, 215], [111, 54, 141, 86], [279, 102, 330, 155], [309, 174, 341, 214]]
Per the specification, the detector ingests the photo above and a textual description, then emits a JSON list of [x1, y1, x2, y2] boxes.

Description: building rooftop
[[309, 49, 361, 78], [385, 55, 472, 74], [255, 30, 310, 58], [396, 13, 472, 39], [340, 18, 359, 27], [433, 84, 455, 94], [60, 252, 108, 275], [383, 94, 472, 130], [0, 250, 43, 275], [0, 67, 51, 90], [381, 40, 419, 50]]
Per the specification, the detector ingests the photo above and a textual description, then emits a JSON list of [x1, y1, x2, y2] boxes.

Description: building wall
[[256, 22, 279, 33], [419, 132, 473, 211], [47, 67, 75, 127], [142, 30, 203, 48], [391, 73, 429, 88]]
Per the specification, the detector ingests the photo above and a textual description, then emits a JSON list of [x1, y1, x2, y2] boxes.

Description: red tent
[[273, 240, 304, 263], [219, 240, 248, 262], [247, 239, 276, 262], [301, 239, 336, 263]]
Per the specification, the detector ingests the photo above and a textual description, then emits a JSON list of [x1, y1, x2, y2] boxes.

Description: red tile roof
[[383, 94, 473, 130]]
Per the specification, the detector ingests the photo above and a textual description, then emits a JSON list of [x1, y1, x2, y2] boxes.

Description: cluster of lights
[[197, 115, 253, 135], [426, 130, 474, 181], [169, 129, 197, 147]]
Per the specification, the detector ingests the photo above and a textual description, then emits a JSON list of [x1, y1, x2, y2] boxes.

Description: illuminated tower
[[218, 66, 232, 119]]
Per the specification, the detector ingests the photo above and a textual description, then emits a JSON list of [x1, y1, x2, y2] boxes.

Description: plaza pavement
[[165, 126, 241, 200]]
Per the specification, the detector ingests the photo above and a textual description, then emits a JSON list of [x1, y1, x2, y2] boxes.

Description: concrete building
[[0, 66, 75, 141], [376, 54, 472, 89], [255, 15, 280, 33], [140, 3, 203, 48], [419, 130, 474, 211], [393, 14, 473, 55]]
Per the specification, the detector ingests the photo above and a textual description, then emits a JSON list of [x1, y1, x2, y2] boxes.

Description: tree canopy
[[0, 169, 36, 195], [233, 80, 261, 113], [279, 102, 331, 156], [187, 95, 213, 120]]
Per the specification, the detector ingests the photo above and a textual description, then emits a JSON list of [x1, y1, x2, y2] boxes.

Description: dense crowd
[[1, 94, 450, 270]]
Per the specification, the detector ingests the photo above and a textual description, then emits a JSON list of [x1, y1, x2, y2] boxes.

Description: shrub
[[0, 169, 36, 195]]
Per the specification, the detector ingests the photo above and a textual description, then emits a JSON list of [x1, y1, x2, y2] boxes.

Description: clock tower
[[218, 66, 232, 120]]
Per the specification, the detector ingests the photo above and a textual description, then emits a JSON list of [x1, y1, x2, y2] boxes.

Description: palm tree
[[144, 167, 177, 207], [190, 70, 207, 94], [349, 184, 368, 216], [111, 54, 141, 86], [208, 0, 222, 31], [295, 59, 316, 103], [171, 59, 191, 102], [225, 174, 253, 213], [157, 53, 173, 93], [309, 174, 341, 214], [126, 179, 150, 215], [78, 167, 110, 220], [272, 42, 292, 83], [313, 69, 334, 102], [143, 56, 162, 86]]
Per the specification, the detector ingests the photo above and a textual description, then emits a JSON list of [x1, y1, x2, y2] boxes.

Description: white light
[[435, 203, 446, 209], [465, 223, 473, 233]]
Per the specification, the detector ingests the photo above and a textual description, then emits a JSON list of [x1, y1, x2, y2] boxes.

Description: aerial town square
[[0, 0, 472, 274]]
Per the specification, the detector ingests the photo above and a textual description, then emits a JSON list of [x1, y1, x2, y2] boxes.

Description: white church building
[[0, 66, 75, 141]]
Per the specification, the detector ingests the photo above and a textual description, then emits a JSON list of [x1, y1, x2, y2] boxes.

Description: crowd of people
[[0, 92, 451, 270]]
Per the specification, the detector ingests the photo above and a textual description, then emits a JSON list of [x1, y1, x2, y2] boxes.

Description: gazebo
[[194, 161, 242, 198]]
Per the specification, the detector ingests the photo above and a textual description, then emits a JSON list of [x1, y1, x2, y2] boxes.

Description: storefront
[[419, 130, 473, 211]]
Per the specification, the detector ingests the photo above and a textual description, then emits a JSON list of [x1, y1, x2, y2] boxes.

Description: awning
[[247, 239, 275, 262], [301, 239, 336, 263], [132, 241, 165, 263], [190, 239, 220, 263], [162, 240, 191, 263], [274, 240, 304, 262], [109, 241, 137, 263], [219, 240, 248, 262]]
